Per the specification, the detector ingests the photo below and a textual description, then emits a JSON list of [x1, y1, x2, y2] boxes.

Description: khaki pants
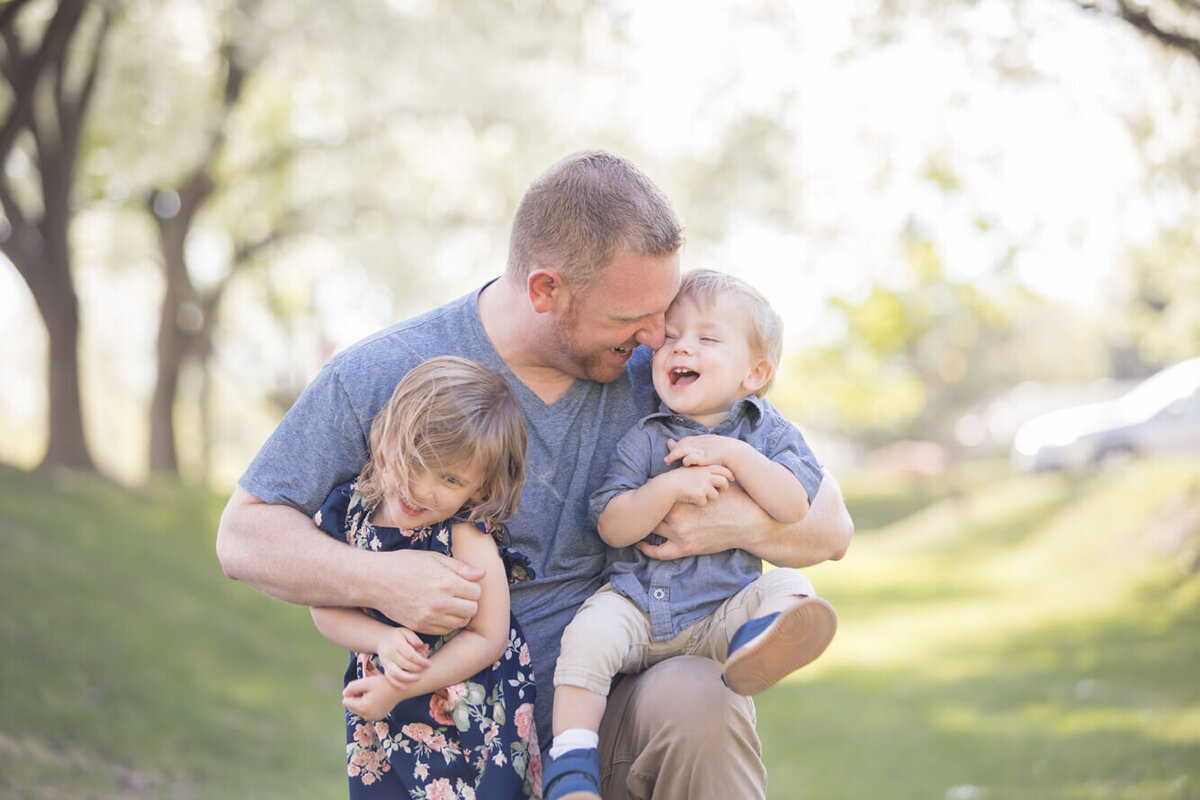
[[598, 655, 766, 799], [572, 569, 815, 799]]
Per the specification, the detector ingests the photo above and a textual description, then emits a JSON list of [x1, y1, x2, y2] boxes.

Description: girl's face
[[376, 458, 486, 530]]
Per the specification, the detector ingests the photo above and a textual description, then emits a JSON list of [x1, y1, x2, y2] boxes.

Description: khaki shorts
[[554, 567, 815, 695]]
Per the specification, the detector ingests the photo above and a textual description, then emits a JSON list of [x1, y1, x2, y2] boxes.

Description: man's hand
[[640, 476, 853, 568], [375, 550, 485, 635], [215, 488, 486, 635], [639, 482, 763, 560], [375, 626, 432, 690], [343, 674, 404, 722]]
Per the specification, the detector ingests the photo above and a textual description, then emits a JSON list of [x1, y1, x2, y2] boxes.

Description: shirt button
[[652, 588, 667, 600]]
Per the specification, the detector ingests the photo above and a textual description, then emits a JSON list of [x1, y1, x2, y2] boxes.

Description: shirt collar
[[646, 394, 767, 429]]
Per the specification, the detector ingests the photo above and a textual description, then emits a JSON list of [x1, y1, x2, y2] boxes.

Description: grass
[[0, 466, 346, 799], [1, 459, 1198, 798], [764, 459, 1200, 800]]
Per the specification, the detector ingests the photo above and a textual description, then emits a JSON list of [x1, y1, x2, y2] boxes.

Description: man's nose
[[635, 316, 666, 350]]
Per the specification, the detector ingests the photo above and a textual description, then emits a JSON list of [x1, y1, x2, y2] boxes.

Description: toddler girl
[[311, 356, 542, 798]]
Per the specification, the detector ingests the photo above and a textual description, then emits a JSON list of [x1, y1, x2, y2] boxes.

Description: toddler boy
[[541, 269, 837, 799]]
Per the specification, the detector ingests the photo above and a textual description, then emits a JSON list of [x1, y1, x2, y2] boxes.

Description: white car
[[1012, 357, 1200, 472]]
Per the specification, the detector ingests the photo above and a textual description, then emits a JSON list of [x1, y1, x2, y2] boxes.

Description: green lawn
[[1, 459, 1197, 799]]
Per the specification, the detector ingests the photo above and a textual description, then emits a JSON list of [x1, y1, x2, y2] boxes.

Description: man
[[216, 150, 852, 799]]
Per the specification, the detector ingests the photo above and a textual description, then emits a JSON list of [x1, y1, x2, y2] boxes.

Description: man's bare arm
[[216, 487, 484, 635], [639, 473, 853, 567]]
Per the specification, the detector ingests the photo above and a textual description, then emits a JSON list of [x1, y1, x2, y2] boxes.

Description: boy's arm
[[596, 464, 732, 547], [345, 521, 512, 714], [217, 487, 484, 635], [642, 472, 853, 568], [666, 435, 809, 523]]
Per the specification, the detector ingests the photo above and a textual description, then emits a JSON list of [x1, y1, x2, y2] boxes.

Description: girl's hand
[[344, 675, 404, 722], [376, 627, 432, 690]]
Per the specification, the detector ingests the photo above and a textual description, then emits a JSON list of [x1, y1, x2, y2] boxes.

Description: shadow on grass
[[759, 575, 1200, 800]]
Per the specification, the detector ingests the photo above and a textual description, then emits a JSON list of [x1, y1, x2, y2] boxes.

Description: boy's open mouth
[[669, 367, 700, 387]]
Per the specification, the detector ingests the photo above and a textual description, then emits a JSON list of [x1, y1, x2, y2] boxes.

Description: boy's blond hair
[[358, 357, 527, 526], [674, 269, 784, 397]]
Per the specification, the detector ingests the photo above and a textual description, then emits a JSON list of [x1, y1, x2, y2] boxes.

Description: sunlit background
[[2, 1, 1199, 798], [3, 0, 1197, 487]]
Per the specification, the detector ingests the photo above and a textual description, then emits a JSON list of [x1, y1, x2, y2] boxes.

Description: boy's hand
[[344, 675, 404, 721], [665, 435, 745, 471], [377, 627, 432, 690], [663, 464, 733, 506]]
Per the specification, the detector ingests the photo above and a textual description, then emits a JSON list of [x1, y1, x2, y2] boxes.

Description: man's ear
[[528, 268, 564, 314], [742, 358, 773, 395]]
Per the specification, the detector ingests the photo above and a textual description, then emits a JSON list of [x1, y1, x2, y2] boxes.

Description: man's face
[[552, 250, 681, 383]]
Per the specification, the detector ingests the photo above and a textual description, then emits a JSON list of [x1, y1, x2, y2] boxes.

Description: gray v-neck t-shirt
[[239, 282, 659, 741]]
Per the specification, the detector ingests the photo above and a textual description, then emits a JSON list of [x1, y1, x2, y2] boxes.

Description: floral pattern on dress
[[314, 481, 542, 799]]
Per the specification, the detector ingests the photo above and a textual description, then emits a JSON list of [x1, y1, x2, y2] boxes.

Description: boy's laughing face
[[652, 293, 770, 428]]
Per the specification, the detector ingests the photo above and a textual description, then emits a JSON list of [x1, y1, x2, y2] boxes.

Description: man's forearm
[[745, 475, 853, 568], [648, 473, 853, 566], [216, 486, 370, 608]]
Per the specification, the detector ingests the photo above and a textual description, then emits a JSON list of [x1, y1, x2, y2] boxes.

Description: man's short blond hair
[[674, 269, 784, 397], [506, 150, 684, 291]]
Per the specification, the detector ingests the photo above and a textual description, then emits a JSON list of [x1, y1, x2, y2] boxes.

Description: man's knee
[[600, 656, 765, 800], [632, 656, 756, 737]]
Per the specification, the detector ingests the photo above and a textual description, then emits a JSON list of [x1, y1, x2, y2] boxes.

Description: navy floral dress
[[314, 481, 542, 799]]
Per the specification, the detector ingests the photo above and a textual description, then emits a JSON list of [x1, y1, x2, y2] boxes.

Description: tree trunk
[[38, 265, 93, 471], [149, 280, 185, 473], [1, 0, 108, 474], [147, 49, 249, 477]]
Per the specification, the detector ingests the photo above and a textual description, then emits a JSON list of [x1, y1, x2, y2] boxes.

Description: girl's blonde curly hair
[[357, 357, 527, 526]]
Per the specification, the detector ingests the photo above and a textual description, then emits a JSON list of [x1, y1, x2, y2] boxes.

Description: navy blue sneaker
[[722, 596, 837, 695], [542, 747, 602, 800]]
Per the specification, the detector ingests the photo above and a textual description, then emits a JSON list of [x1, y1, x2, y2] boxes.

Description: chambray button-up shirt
[[589, 395, 823, 642]]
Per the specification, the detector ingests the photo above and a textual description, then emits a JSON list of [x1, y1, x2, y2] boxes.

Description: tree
[[1074, 0, 1200, 67], [123, 0, 603, 479], [1070, 0, 1200, 368], [0, 0, 111, 472], [145, 38, 251, 474]]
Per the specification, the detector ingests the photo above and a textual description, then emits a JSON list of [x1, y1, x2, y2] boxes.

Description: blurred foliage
[[1125, 223, 1200, 364], [3, 0, 1200, 480], [778, 227, 1029, 446]]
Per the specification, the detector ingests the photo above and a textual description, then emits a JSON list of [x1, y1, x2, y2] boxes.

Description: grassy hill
[[1, 460, 1198, 799]]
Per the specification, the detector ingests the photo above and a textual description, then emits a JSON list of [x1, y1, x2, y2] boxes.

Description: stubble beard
[[551, 301, 628, 384]]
